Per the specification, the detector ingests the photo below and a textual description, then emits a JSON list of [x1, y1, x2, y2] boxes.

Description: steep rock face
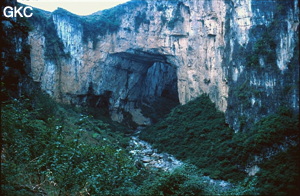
[[1, 0, 35, 99], [28, 0, 299, 130], [225, 0, 299, 131]]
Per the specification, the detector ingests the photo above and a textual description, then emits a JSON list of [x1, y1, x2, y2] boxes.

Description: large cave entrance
[[138, 61, 179, 124], [78, 50, 179, 127], [108, 51, 180, 126]]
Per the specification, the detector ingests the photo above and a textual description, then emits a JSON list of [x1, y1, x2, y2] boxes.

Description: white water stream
[[128, 132, 233, 192], [129, 136, 183, 171]]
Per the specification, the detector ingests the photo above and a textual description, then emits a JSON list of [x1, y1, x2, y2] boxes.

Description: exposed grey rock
[[141, 157, 152, 163], [28, 0, 299, 131], [129, 134, 235, 192], [129, 136, 182, 171]]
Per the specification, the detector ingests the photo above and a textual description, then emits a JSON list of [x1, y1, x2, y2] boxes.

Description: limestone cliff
[[26, 0, 299, 130]]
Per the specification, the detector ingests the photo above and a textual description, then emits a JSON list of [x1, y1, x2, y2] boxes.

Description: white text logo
[[3, 6, 33, 18]]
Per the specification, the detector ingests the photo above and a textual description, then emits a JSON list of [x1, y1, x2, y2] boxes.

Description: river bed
[[128, 133, 233, 193]]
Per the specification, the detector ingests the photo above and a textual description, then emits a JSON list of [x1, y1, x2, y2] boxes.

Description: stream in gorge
[[128, 128, 234, 193]]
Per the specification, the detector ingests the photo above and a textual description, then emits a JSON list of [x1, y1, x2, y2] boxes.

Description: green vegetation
[[81, 10, 120, 44], [140, 94, 238, 180], [232, 80, 259, 109], [28, 1, 150, 50], [140, 94, 299, 195], [44, 17, 70, 59], [137, 164, 256, 195], [141, 97, 179, 123], [81, 0, 148, 43], [276, 0, 294, 16], [246, 30, 277, 70], [2, 17, 32, 72], [245, 0, 294, 71], [1, 9, 33, 97], [257, 146, 299, 195], [29, 8, 70, 59], [31, 6, 122, 51], [1, 90, 138, 195], [138, 164, 205, 195], [1, 85, 264, 195], [2, 1, 298, 195]]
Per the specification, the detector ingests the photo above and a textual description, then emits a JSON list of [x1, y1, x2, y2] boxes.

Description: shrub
[[140, 94, 299, 195], [1, 94, 138, 195], [138, 164, 205, 195]]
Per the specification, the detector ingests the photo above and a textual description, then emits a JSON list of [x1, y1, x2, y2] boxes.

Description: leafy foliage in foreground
[[137, 164, 257, 196], [1, 89, 262, 195], [140, 94, 299, 195], [140, 96, 179, 123], [257, 146, 300, 195], [138, 165, 204, 196], [140, 94, 237, 179], [1, 93, 138, 195]]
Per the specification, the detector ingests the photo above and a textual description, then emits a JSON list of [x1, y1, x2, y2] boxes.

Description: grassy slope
[[140, 94, 299, 195]]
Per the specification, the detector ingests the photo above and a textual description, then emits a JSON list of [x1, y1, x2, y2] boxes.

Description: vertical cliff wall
[[27, 0, 299, 130], [1, 0, 34, 99], [225, 0, 299, 131]]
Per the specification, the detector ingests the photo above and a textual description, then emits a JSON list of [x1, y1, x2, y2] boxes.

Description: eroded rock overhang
[[28, 0, 299, 130]]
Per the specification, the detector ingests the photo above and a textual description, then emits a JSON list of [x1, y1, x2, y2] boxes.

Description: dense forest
[[2, 86, 299, 195]]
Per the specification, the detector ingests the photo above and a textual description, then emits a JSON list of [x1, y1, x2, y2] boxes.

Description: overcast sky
[[17, 0, 131, 15]]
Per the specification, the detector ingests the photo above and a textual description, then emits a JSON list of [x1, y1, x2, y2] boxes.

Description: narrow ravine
[[128, 129, 234, 193]]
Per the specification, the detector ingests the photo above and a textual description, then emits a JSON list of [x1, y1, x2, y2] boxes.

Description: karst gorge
[[1, 0, 299, 195]]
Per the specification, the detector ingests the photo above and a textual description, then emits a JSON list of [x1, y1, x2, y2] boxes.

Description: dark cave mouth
[[78, 52, 180, 127], [138, 61, 180, 124], [107, 51, 180, 126], [110, 52, 180, 127]]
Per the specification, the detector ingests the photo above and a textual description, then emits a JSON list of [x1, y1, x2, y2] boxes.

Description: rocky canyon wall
[[26, 0, 299, 130]]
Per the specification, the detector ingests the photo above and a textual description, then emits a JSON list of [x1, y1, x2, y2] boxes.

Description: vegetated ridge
[[140, 94, 299, 195]]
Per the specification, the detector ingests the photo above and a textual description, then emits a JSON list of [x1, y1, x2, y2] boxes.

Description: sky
[[17, 0, 131, 15]]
